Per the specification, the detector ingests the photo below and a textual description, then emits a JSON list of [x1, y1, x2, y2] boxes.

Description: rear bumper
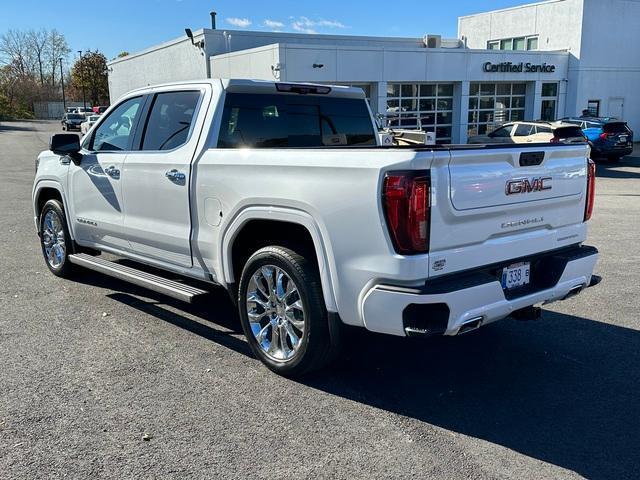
[[591, 144, 633, 156], [361, 245, 599, 337]]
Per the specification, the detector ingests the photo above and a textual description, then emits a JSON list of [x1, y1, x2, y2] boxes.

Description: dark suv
[[61, 113, 85, 131], [562, 117, 634, 161]]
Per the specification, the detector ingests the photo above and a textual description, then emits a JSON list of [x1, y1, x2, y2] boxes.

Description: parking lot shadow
[[303, 313, 640, 480], [0, 122, 36, 132], [596, 154, 640, 179], [72, 266, 638, 479]]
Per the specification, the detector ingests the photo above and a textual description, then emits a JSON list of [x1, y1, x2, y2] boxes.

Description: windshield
[[68, 114, 83, 120]]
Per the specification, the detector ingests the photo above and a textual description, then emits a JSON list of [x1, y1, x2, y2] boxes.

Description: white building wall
[[108, 33, 210, 101], [573, 0, 640, 130], [458, 0, 584, 54]]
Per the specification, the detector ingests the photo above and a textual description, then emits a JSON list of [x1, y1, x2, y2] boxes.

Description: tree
[[27, 29, 48, 86], [47, 30, 70, 88], [70, 50, 109, 106], [0, 28, 71, 117], [117, 51, 129, 58]]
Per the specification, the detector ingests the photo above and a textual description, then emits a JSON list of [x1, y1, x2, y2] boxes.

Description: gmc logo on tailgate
[[505, 177, 552, 195]]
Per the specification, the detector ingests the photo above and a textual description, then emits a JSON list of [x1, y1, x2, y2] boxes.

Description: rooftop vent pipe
[[210, 11, 217, 29]]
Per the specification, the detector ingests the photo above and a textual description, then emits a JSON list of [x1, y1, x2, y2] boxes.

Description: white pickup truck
[[33, 79, 600, 376]]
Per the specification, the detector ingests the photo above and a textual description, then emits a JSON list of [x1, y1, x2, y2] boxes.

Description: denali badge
[[505, 177, 552, 195]]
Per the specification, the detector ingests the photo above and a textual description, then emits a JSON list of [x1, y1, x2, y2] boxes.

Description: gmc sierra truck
[[33, 79, 600, 376]]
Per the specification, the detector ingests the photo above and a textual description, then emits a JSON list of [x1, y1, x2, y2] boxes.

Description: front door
[[68, 95, 146, 251], [121, 88, 206, 268]]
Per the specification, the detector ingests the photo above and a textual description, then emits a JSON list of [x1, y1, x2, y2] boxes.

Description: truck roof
[[123, 79, 367, 100]]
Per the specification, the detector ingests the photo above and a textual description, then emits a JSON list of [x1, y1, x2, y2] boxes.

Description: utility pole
[[78, 50, 86, 110], [59, 57, 66, 112]]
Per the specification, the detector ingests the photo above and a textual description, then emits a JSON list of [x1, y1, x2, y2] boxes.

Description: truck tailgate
[[429, 145, 590, 277]]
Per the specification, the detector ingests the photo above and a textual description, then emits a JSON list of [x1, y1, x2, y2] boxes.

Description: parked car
[[33, 80, 600, 376], [80, 115, 101, 134], [61, 113, 85, 131], [561, 117, 634, 161], [468, 121, 587, 145], [75, 107, 94, 117]]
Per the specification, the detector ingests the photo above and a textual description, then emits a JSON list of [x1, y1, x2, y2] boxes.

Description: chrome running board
[[68, 253, 208, 303]]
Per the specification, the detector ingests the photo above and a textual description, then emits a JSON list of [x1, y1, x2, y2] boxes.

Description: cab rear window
[[217, 93, 376, 148]]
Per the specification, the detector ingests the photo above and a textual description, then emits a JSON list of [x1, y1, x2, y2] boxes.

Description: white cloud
[[316, 19, 347, 28], [290, 16, 347, 34], [226, 17, 252, 28], [264, 19, 285, 29]]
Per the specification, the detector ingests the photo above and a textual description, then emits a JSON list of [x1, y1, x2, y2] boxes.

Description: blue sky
[[1, 0, 533, 61]]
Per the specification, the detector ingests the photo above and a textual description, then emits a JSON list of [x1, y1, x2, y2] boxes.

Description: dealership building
[[108, 0, 640, 144]]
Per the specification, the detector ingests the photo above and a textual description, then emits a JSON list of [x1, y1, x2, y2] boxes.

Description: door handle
[[165, 169, 186, 182], [104, 165, 120, 179]]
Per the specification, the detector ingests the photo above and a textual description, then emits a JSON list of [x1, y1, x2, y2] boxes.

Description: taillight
[[550, 136, 560, 143], [584, 158, 596, 221], [383, 172, 430, 254], [599, 132, 612, 140]]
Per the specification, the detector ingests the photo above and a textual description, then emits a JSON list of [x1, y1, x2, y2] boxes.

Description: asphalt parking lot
[[1, 120, 639, 479]]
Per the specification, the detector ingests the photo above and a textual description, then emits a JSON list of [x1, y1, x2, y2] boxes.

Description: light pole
[[59, 57, 66, 112], [77, 50, 86, 110]]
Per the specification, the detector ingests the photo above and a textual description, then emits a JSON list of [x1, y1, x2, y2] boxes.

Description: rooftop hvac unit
[[423, 35, 442, 49]]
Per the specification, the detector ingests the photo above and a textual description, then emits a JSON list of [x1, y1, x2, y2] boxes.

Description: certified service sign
[[483, 61, 556, 73]]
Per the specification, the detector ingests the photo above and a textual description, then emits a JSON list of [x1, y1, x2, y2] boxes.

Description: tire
[[608, 155, 621, 163], [237, 245, 339, 377], [39, 199, 75, 278], [62, 124, 66, 131]]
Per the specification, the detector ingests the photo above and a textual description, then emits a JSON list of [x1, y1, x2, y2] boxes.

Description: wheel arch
[[221, 207, 338, 312], [33, 181, 75, 240]]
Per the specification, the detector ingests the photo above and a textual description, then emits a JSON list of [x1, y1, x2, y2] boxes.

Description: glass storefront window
[[386, 82, 455, 143], [488, 36, 539, 51], [468, 82, 527, 137], [513, 37, 526, 50], [540, 83, 559, 121], [542, 83, 558, 97], [541, 100, 557, 121]]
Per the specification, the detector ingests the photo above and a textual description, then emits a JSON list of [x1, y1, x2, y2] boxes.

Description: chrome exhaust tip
[[562, 284, 584, 300], [457, 316, 483, 335]]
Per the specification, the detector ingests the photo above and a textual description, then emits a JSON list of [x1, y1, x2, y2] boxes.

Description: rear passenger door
[[121, 87, 208, 268]]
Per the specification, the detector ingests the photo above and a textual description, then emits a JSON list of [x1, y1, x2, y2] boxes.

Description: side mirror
[[50, 134, 82, 164]]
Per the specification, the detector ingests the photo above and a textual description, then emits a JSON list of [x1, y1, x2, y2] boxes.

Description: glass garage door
[[386, 83, 454, 143], [467, 83, 526, 136]]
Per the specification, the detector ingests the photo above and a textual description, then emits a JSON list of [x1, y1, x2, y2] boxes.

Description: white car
[[80, 115, 100, 134], [32, 79, 600, 376], [469, 121, 587, 144]]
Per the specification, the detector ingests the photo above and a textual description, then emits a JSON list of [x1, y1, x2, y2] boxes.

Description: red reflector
[[585, 159, 596, 221], [383, 172, 430, 254]]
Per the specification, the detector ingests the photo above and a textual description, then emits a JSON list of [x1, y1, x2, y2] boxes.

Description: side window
[[490, 126, 512, 138], [90, 96, 143, 152], [140, 91, 201, 151], [514, 124, 534, 136], [536, 126, 552, 134]]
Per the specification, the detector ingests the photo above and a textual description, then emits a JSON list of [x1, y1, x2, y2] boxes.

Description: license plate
[[501, 262, 531, 290]]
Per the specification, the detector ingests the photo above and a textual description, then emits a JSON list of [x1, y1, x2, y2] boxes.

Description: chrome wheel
[[245, 265, 306, 362], [42, 210, 66, 269]]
